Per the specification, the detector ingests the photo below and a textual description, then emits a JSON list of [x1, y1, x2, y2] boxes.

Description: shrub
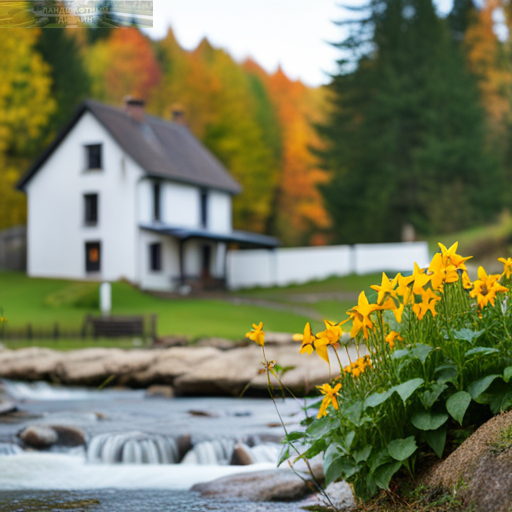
[[44, 283, 100, 309], [249, 243, 512, 501]]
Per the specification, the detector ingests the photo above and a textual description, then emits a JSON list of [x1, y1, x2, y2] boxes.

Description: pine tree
[[318, 0, 498, 243], [36, 29, 91, 139]]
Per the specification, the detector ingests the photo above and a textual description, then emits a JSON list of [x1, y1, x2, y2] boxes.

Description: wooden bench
[[82, 315, 157, 340]]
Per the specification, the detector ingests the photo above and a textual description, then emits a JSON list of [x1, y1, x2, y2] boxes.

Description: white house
[[17, 98, 279, 292]]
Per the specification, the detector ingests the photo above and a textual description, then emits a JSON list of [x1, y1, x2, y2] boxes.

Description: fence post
[[150, 314, 157, 343]]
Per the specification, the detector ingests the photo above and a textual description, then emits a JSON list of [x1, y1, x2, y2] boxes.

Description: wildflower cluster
[[247, 242, 512, 500]]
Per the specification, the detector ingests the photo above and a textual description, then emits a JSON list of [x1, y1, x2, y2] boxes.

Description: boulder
[[19, 425, 58, 448], [230, 443, 254, 465], [0, 348, 63, 381], [146, 385, 174, 398], [176, 434, 193, 462], [50, 425, 86, 447], [324, 481, 355, 510], [426, 410, 512, 512], [191, 469, 315, 501], [153, 336, 189, 348], [0, 400, 17, 415]]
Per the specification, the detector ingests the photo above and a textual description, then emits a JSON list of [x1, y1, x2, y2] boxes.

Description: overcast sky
[[145, 0, 455, 87]]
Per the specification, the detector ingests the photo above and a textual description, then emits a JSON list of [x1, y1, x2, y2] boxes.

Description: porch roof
[[140, 224, 280, 249]]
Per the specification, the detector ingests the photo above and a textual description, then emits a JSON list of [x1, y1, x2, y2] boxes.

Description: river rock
[[153, 335, 189, 348], [176, 434, 193, 462], [0, 348, 63, 381], [19, 425, 58, 448], [0, 400, 17, 415], [191, 469, 315, 501], [195, 337, 235, 350], [51, 425, 86, 447], [324, 481, 355, 510], [230, 443, 254, 465], [146, 385, 174, 398]]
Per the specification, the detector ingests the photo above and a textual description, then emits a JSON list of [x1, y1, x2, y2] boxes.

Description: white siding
[[208, 191, 232, 233], [26, 111, 144, 282]]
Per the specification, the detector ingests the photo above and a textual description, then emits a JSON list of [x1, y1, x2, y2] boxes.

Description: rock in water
[[51, 425, 86, 447], [191, 469, 314, 501], [19, 426, 58, 449], [146, 385, 174, 399], [0, 400, 17, 415], [230, 443, 254, 465]]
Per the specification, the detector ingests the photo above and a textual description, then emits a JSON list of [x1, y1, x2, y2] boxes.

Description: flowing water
[[0, 380, 306, 511]]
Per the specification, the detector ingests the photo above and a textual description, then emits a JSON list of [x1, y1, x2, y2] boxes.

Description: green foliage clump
[[275, 244, 512, 500], [12, 9, 35, 23], [44, 283, 100, 309]]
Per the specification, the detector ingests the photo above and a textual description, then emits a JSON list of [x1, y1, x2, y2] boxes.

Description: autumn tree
[[0, 29, 55, 230]]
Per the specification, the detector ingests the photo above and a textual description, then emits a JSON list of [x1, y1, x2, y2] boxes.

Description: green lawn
[[0, 271, 315, 340]]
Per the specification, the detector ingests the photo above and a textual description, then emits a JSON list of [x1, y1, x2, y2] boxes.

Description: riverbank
[[0, 338, 359, 396]]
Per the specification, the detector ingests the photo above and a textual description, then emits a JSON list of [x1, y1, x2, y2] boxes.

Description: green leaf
[[504, 366, 512, 383], [344, 400, 364, 426], [364, 389, 392, 409], [374, 461, 402, 490], [345, 431, 356, 450], [392, 378, 424, 403], [465, 347, 499, 358], [278, 444, 290, 466], [325, 457, 360, 485], [323, 442, 340, 469], [435, 364, 458, 385], [353, 445, 372, 464], [425, 427, 446, 458], [369, 448, 392, 473], [468, 375, 502, 399], [411, 344, 432, 363], [421, 383, 448, 409], [391, 348, 410, 360], [307, 415, 338, 440], [286, 431, 305, 442], [387, 436, 417, 461], [302, 438, 326, 459], [446, 391, 471, 425], [453, 328, 484, 344], [411, 411, 448, 431], [489, 390, 512, 414]]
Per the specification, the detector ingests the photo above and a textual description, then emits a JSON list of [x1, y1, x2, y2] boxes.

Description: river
[[0, 381, 309, 511]]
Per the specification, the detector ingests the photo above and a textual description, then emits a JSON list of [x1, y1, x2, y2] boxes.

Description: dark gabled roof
[[140, 224, 280, 249], [17, 99, 242, 194]]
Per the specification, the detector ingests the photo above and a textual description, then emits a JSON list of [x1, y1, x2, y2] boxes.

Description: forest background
[[2, 0, 512, 247]]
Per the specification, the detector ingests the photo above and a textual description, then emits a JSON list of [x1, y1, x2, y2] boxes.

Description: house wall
[[137, 180, 232, 233], [226, 242, 430, 290], [26, 111, 143, 282]]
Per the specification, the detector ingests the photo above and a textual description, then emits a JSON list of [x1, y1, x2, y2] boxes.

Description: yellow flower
[[498, 257, 512, 279], [344, 356, 372, 377], [428, 252, 459, 290], [385, 331, 403, 350], [395, 273, 414, 305], [246, 322, 265, 346], [371, 272, 398, 305], [317, 382, 341, 419], [438, 242, 472, 271], [470, 266, 508, 309], [462, 271, 473, 290], [346, 291, 381, 339], [412, 288, 441, 320], [299, 322, 329, 364], [316, 320, 343, 346], [0, 316, 6, 324], [411, 262, 431, 294]]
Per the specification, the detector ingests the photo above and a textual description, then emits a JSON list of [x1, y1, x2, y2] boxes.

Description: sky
[[145, 0, 455, 87]]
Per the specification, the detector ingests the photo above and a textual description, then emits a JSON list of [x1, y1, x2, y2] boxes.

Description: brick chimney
[[171, 103, 186, 126], [124, 96, 145, 122]]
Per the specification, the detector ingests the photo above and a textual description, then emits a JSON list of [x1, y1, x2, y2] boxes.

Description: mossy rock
[[425, 410, 512, 512]]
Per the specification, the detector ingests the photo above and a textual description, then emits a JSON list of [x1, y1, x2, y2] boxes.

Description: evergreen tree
[[318, 0, 499, 243], [36, 30, 91, 139]]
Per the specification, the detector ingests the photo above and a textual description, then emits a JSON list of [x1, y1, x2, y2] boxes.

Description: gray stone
[[0, 400, 17, 415], [19, 426, 58, 448], [230, 443, 254, 465], [195, 337, 235, 350], [191, 468, 315, 501], [324, 481, 356, 510], [51, 425, 86, 447]]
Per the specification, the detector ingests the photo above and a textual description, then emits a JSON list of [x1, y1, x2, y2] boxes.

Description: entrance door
[[85, 242, 101, 273], [201, 244, 211, 279]]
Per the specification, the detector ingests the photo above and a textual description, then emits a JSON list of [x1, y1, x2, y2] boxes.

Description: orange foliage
[[465, 0, 512, 133], [264, 67, 331, 245]]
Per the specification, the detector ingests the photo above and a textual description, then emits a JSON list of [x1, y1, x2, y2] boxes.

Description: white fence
[[226, 242, 429, 290]]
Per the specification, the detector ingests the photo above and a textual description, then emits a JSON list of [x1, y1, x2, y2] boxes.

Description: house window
[[153, 182, 161, 222], [200, 190, 208, 228], [85, 144, 102, 170], [84, 194, 98, 226], [149, 242, 162, 272], [85, 242, 101, 273]]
